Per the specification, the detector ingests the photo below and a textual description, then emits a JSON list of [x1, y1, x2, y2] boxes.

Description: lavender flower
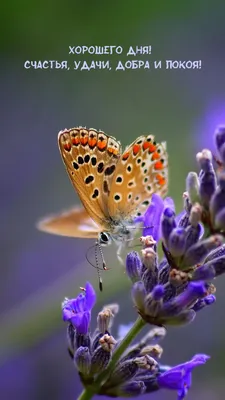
[[135, 193, 175, 241], [158, 354, 210, 400], [125, 142, 225, 329], [184, 125, 225, 235], [62, 288, 209, 398], [62, 282, 96, 334], [59, 125, 225, 399], [127, 224, 222, 326], [215, 125, 225, 164]]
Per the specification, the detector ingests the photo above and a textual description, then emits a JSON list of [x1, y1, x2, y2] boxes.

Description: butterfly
[[38, 127, 168, 266]]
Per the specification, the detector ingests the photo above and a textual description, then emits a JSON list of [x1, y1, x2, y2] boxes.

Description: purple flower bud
[[186, 172, 200, 204], [180, 235, 223, 269], [218, 142, 225, 165], [126, 251, 142, 282], [205, 294, 216, 305], [204, 256, 225, 277], [161, 207, 176, 245], [144, 286, 164, 317], [100, 303, 119, 332], [91, 331, 104, 352], [199, 154, 216, 207], [204, 244, 225, 262], [162, 281, 207, 317], [164, 197, 176, 211], [158, 261, 170, 284], [215, 125, 225, 152], [134, 354, 158, 371], [163, 283, 177, 303], [142, 269, 158, 293], [197, 149, 213, 170], [210, 179, 225, 220], [152, 285, 165, 301], [141, 249, 158, 292], [163, 309, 196, 326], [163, 207, 175, 219], [140, 376, 159, 393], [141, 246, 157, 271], [158, 258, 168, 270], [192, 294, 216, 312], [75, 332, 91, 350], [107, 359, 139, 387], [90, 344, 111, 375], [167, 227, 187, 257], [184, 224, 202, 253], [218, 172, 225, 190], [177, 210, 190, 229], [74, 346, 91, 375], [97, 308, 113, 334], [140, 344, 163, 359], [67, 323, 75, 351], [191, 263, 215, 281], [132, 281, 146, 310], [118, 381, 146, 396], [215, 208, 225, 230]]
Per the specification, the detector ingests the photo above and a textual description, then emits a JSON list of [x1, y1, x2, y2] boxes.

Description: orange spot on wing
[[88, 138, 97, 148], [108, 147, 119, 156], [64, 142, 71, 151], [143, 141, 151, 150], [152, 152, 160, 161], [133, 144, 140, 155], [80, 137, 88, 145], [155, 161, 164, 170], [156, 174, 166, 185], [148, 144, 156, 153], [71, 137, 80, 145], [97, 140, 107, 150], [108, 147, 114, 154], [122, 152, 130, 160]]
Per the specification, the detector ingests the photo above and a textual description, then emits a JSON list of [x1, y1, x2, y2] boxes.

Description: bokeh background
[[1, 1, 225, 399]]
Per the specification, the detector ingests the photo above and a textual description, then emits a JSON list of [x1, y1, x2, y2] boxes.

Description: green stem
[[77, 388, 93, 400], [77, 316, 146, 400]]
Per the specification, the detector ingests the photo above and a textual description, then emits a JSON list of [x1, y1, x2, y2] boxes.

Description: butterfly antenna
[[86, 244, 108, 271], [95, 242, 103, 292], [85, 243, 103, 291]]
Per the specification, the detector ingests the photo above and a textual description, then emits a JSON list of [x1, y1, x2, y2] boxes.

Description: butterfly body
[[99, 219, 135, 246], [38, 127, 168, 251]]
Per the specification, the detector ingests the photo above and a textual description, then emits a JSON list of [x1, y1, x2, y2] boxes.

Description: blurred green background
[[1, 1, 225, 399]]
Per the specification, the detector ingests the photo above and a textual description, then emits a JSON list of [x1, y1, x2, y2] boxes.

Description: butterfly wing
[[107, 134, 168, 220], [58, 128, 122, 231], [37, 206, 101, 238]]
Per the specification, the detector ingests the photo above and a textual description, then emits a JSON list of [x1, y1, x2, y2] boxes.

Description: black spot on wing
[[105, 165, 116, 176]]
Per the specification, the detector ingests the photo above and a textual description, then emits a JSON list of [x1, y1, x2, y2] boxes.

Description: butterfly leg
[[117, 242, 125, 265]]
